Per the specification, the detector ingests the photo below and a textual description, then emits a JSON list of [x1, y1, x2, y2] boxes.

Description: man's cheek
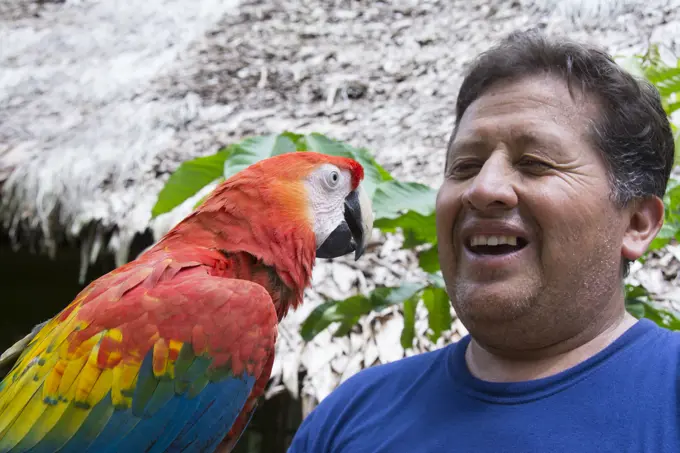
[[435, 200, 460, 247]]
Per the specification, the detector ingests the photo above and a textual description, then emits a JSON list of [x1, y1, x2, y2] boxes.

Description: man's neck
[[464, 311, 638, 383]]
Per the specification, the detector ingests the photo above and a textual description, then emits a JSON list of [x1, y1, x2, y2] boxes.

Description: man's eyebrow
[[511, 129, 563, 149], [449, 128, 557, 149], [447, 137, 488, 155]]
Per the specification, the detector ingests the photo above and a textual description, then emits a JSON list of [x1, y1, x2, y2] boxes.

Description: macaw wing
[[0, 264, 278, 453], [0, 319, 50, 379]]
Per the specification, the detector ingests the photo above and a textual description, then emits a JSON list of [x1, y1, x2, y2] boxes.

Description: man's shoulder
[[306, 340, 456, 419], [636, 318, 680, 348], [288, 342, 460, 452]]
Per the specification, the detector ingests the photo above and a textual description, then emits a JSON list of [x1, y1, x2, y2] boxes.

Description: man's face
[[436, 74, 631, 348]]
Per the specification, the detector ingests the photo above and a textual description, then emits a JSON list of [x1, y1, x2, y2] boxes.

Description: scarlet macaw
[[0, 151, 374, 452]]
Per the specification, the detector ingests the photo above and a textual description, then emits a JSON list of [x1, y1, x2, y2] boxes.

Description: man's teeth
[[470, 235, 519, 247]]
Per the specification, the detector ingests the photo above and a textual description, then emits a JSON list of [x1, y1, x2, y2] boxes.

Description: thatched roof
[[2, 0, 680, 412]]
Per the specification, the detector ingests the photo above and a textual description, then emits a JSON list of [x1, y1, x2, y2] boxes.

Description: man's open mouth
[[465, 235, 529, 255]]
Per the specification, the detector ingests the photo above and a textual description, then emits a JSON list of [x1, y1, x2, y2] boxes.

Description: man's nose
[[462, 152, 518, 211]]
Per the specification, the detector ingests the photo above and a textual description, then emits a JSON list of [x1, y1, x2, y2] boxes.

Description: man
[[287, 30, 679, 452]]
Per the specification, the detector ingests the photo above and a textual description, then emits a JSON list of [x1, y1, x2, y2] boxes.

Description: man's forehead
[[450, 75, 598, 152], [459, 74, 597, 127], [451, 120, 568, 152]]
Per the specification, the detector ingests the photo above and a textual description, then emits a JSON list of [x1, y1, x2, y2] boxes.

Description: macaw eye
[[325, 170, 341, 189]]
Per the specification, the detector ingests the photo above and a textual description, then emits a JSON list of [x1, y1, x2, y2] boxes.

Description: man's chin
[[452, 289, 537, 325]]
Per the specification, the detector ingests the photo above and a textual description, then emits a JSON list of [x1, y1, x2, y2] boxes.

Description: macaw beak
[[316, 183, 374, 261]]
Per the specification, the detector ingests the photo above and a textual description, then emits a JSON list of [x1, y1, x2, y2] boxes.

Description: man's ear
[[621, 196, 665, 261]]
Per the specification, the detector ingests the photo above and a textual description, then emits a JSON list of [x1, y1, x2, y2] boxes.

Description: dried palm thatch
[[2, 0, 680, 413]]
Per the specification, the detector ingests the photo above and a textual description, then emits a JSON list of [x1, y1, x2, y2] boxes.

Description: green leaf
[[375, 211, 437, 248], [298, 299, 346, 342], [645, 66, 680, 97], [333, 315, 363, 338], [223, 134, 298, 179], [426, 272, 447, 289], [151, 150, 230, 218], [625, 283, 680, 331], [663, 177, 680, 209], [665, 101, 680, 116], [371, 180, 438, 248], [626, 300, 680, 331], [658, 218, 678, 235], [625, 283, 651, 301], [400, 297, 418, 349], [372, 180, 437, 220], [649, 177, 680, 251], [281, 131, 308, 149], [303, 132, 391, 197], [299, 283, 426, 342], [417, 245, 440, 273], [422, 286, 452, 343], [625, 301, 646, 319], [648, 236, 671, 252]]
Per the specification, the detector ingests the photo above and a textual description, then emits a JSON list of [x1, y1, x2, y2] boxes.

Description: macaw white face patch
[[305, 163, 353, 248]]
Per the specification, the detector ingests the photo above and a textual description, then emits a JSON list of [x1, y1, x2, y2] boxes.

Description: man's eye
[[519, 157, 552, 171], [449, 162, 481, 178]]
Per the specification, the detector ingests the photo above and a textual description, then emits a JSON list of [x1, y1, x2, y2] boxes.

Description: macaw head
[[198, 151, 374, 263], [245, 151, 375, 261], [300, 152, 374, 261]]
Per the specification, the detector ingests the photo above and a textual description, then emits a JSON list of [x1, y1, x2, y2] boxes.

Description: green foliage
[[372, 181, 438, 248], [300, 282, 427, 343], [299, 274, 449, 347], [421, 285, 452, 343], [648, 178, 680, 251], [153, 44, 680, 351], [625, 284, 680, 331], [151, 151, 229, 218], [618, 45, 680, 166]]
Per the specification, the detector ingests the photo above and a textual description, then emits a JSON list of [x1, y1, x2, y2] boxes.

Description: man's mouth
[[465, 235, 529, 256]]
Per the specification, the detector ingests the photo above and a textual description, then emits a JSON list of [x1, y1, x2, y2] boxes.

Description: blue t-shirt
[[288, 319, 680, 452]]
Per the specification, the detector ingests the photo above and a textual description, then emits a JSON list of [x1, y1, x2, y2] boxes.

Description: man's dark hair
[[448, 29, 676, 276]]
